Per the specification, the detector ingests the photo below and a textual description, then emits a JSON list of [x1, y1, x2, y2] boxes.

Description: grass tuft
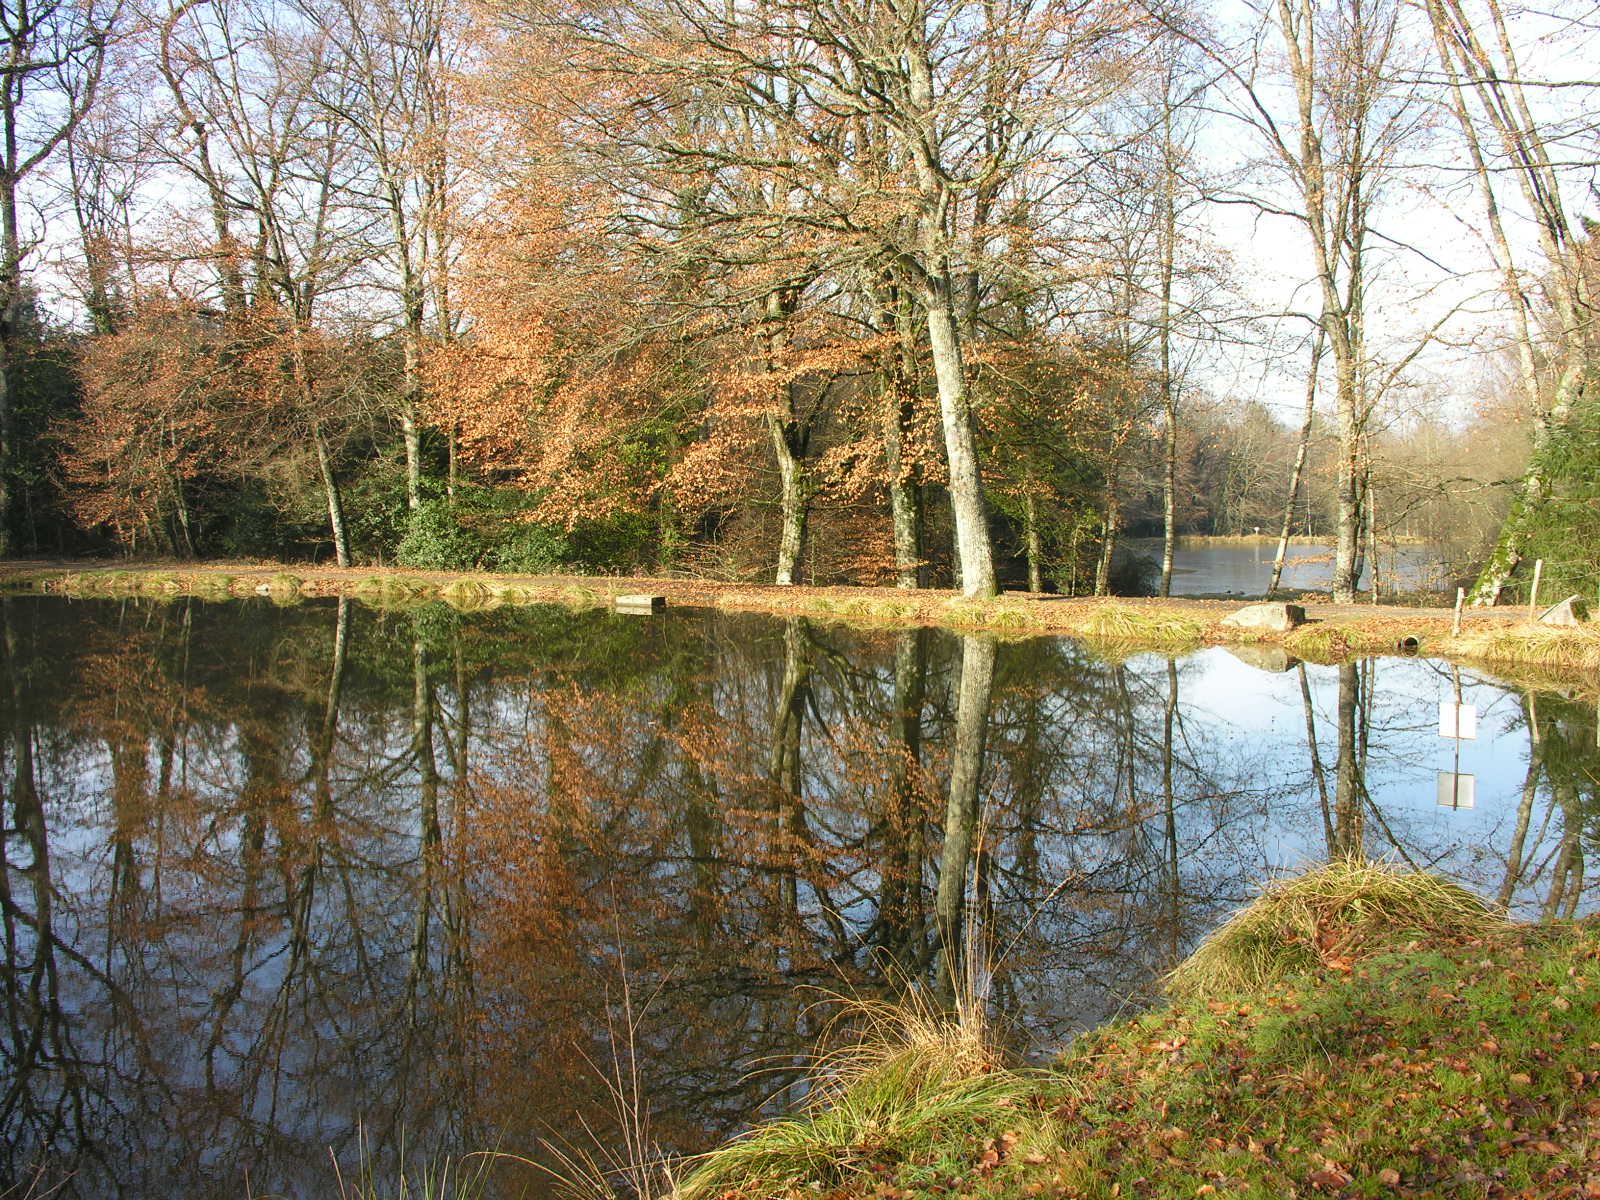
[[559, 584, 601, 609], [262, 572, 305, 604], [438, 579, 501, 611], [1283, 623, 1349, 660], [941, 599, 1041, 632], [675, 999, 1032, 1200], [1078, 601, 1201, 649], [188, 574, 235, 599], [351, 575, 437, 607], [1165, 857, 1498, 1001], [1456, 622, 1600, 676]]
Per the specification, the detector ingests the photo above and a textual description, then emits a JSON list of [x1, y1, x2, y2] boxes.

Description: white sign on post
[[1436, 771, 1476, 809], [1439, 701, 1477, 740]]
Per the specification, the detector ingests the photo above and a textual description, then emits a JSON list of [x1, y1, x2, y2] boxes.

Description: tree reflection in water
[[0, 595, 1593, 1196]]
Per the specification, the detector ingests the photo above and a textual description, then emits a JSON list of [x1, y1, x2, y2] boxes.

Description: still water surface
[[0, 596, 1592, 1196], [1129, 538, 1451, 596]]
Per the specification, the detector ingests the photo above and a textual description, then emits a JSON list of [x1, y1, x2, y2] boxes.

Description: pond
[[1, 595, 1593, 1197], [1125, 538, 1452, 596]]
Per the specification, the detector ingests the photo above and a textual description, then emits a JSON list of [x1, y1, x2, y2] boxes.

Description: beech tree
[[483, 0, 1152, 596]]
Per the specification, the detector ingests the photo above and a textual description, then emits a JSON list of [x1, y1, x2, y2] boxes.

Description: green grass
[[675, 863, 1597, 1200], [263, 572, 305, 604], [188, 573, 235, 598], [801, 596, 922, 625], [1036, 922, 1600, 1199], [675, 1000, 1041, 1200], [559, 584, 602, 609], [1283, 622, 1350, 660]]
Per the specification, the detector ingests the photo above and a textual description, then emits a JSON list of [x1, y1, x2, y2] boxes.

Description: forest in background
[[0, 0, 1594, 600]]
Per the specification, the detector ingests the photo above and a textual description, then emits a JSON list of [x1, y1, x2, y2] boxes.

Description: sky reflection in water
[[0, 596, 1590, 1197]]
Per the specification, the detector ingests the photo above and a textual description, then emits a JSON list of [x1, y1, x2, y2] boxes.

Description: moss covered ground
[[677, 864, 1600, 1200]]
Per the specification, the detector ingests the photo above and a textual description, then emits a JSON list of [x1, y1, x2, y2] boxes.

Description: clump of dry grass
[[1077, 602, 1202, 649], [941, 599, 1041, 631], [351, 574, 437, 607], [1282, 623, 1350, 661], [1455, 623, 1600, 676], [1165, 858, 1500, 1002], [673, 993, 1027, 1200], [438, 579, 501, 611], [263, 572, 305, 605]]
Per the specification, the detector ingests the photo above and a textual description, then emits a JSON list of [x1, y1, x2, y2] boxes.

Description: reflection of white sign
[[1437, 771, 1476, 809], [1439, 702, 1477, 740]]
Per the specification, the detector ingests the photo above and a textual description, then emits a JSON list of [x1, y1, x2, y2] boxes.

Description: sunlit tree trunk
[[764, 289, 811, 586], [1270, 328, 1325, 594]]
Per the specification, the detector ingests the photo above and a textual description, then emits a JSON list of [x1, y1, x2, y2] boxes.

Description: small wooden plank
[[615, 594, 666, 614]]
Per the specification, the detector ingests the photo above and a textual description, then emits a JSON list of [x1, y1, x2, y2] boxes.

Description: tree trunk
[[876, 628, 928, 968], [1332, 662, 1365, 857], [312, 422, 351, 567], [934, 633, 997, 1003], [1095, 471, 1121, 596], [1158, 93, 1179, 599], [1270, 327, 1325, 594], [1024, 491, 1043, 593], [0, 183, 19, 557], [922, 285, 996, 599], [769, 413, 808, 586], [1330, 367, 1363, 603], [881, 282, 925, 589], [764, 290, 810, 586]]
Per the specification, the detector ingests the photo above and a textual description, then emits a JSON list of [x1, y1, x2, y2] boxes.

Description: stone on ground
[[1537, 595, 1588, 626], [1218, 602, 1306, 633]]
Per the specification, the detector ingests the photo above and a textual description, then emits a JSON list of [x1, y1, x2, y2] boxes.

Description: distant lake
[[0, 595, 1587, 1196], [1126, 537, 1452, 596]]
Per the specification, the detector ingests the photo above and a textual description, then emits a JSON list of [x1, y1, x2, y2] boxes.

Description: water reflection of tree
[[1, 598, 1594, 1196], [1499, 688, 1595, 919], [0, 598, 487, 1194]]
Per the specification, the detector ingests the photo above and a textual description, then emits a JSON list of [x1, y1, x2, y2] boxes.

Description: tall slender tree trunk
[[879, 280, 925, 588], [769, 413, 808, 585], [1332, 662, 1365, 857], [934, 634, 997, 1003], [1095, 469, 1121, 596], [1024, 491, 1043, 593], [876, 628, 928, 969], [764, 290, 810, 586], [0, 184, 19, 557], [922, 290, 995, 598], [312, 422, 351, 567], [1158, 93, 1180, 598], [1271, 327, 1326, 594]]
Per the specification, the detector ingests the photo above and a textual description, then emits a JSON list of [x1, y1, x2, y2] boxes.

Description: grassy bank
[[675, 862, 1600, 1200], [4, 560, 1594, 686]]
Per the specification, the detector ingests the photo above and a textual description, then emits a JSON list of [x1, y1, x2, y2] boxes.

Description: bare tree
[[1423, 0, 1595, 603], [0, 0, 119, 552]]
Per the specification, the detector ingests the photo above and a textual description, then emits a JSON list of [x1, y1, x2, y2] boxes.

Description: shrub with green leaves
[[397, 499, 484, 570]]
